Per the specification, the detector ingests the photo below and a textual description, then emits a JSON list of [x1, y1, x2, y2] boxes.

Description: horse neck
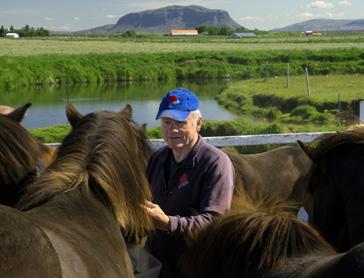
[[27, 187, 119, 235], [25, 186, 133, 277]]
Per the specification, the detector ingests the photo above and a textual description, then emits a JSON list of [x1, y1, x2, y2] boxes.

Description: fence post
[[286, 63, 289, 88], [337, 93, 341, 125], [305, 67, 311, 96]]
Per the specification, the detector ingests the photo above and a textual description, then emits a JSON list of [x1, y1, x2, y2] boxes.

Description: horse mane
[[182, 200, 334, 278], [310, 125, 364, 160], [0, 114, 40, 186], [17, 109, 153, 240]]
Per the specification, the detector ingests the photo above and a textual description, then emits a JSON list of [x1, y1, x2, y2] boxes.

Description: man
[[145, 88, 235, 277]]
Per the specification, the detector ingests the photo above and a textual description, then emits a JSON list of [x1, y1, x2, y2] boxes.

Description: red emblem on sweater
[[178, 173, 189, 189]]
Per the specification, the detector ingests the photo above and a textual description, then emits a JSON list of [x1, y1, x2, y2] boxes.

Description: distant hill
[[76, 5, 241, 34], [271, 19, 364, 32]]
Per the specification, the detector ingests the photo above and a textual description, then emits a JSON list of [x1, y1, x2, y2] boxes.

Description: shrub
[[121, 30, 137, 38], [266, 107, 282, 120], [290, 105, 318, 119]]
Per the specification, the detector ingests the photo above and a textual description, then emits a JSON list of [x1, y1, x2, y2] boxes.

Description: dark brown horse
[[0, 103, 56, 206], [223, 146, 312, 211], [0, 104, 153, 277], [181, 199, 364, 277], [298, 126, 364, 252]]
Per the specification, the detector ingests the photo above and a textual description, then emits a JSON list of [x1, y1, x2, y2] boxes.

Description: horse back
[[0, 204, 62, 277], [224, 146, 312, 203]]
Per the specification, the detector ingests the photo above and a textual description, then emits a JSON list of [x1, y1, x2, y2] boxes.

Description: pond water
[[0, 80, 237, 129]]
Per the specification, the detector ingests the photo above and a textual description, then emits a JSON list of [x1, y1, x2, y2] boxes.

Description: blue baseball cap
[[156, 88, 199, 121]]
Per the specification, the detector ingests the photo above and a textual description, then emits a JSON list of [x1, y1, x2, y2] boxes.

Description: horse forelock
[[182, 200, 334, 277], [0, 115, 40, 186], [17, 111, 153, 240]]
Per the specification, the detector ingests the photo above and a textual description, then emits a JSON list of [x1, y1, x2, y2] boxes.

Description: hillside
[[77, 5, 241, 34], [271, 19, 364, 32]]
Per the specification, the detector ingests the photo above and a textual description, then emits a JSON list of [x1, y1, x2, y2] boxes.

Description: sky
[[0, 0, 362, 31]]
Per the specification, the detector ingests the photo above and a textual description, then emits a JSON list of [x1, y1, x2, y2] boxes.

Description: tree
[[121, 30, 136, 38], [196, 25, 208, 34]]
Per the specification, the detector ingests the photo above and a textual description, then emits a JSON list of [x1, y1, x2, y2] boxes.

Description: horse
[[0, 103, 56, 206], [298, 126, 364, 252], [181, 199, 364, 277], [223, 146, 312, 212], [0, 104, 153, 277]]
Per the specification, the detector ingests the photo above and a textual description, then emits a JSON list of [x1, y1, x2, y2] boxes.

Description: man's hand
[[144, 201, 170, 231]]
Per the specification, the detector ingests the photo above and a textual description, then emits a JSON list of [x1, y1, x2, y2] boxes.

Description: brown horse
[[298, 126, 364, 252], [223, 146, 312, 211], [181, 199, 364, 277], [0, 104, 153, 277], [0, 103, 56, 206]]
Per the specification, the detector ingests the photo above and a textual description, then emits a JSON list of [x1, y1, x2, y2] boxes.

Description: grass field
[[216, 74, 364, 128], [1, 34, 364, 56], [222, 74, 364, 103]]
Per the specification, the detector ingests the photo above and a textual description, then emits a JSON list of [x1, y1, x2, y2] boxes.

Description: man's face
[[161, 112, 201, 151]]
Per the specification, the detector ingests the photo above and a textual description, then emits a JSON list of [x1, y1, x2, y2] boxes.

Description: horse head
[[18, 104, 153, 242], [298, 128, 364, 252], [181, 199, 334, 278], [0, 103, 42, 206]]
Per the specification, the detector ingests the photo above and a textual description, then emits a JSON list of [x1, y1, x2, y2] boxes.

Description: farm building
[[302, 30, 321, 36], [170, 29, 198, 36], [5, 33, 19, 39], [229, 32, 256, 39]]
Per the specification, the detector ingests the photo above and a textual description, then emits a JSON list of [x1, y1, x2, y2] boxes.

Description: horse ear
[[297, 140, 313, 159], [66, 103, 82, 128], [7, 102, 31, 123], [120, 104, 132, 119]]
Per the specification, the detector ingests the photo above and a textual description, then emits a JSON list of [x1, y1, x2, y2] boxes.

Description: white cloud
[[73, 17, 80, 20], [44, 16, 54, 21], [299, 12, 315, 19], [242, 16, 260, 21], [307, 1, 334, 9], [338, 0, 352, 5], [298, 12, 344, 19], [0, 9, 39, 16], [59, 26, 71, 30], [106, 14, 117, 19], [241, 15, 279, 21]]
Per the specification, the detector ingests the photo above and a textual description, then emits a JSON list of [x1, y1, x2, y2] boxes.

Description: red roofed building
[[170, 29, 198, 36]]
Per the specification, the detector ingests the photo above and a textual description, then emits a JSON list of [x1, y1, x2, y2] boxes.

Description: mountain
[[77, 5, 241, 34], [271, 19, 364, 32]]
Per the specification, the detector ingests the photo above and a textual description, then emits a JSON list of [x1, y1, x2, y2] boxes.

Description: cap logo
[[168, 95, 180, 106]]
